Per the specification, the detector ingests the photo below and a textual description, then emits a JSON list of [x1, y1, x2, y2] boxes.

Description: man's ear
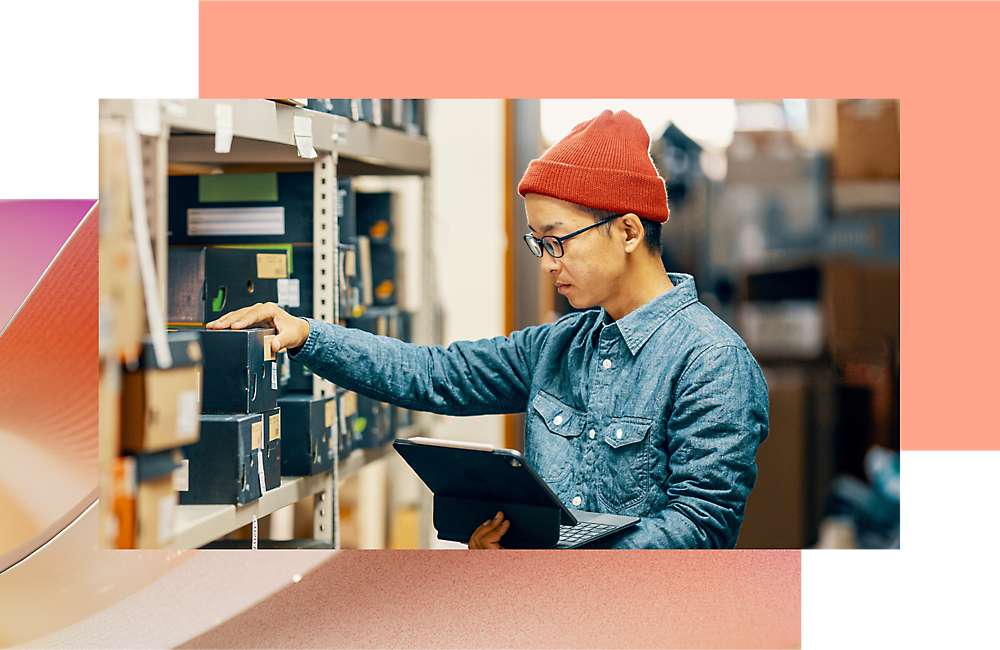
[[622, 214, 644, 253]]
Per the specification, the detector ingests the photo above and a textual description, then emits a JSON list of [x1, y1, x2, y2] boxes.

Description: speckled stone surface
[[180, 550, 800, 649]]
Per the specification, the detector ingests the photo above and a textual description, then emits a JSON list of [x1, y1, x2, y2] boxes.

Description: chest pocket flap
[[603, 419, 651, 449], [532, 391, 585, 438]]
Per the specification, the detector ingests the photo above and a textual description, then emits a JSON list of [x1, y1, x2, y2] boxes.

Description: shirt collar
[[611, 273, 700, 355]]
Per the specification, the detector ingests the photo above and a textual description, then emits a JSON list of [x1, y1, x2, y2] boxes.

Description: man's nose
[[540, 249, 560, 273]]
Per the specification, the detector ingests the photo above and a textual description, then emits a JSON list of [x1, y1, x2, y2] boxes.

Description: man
[[207, 109, 769, 549]]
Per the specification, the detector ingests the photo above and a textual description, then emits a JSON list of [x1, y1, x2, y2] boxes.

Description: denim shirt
[[291, 273, 769, 549]]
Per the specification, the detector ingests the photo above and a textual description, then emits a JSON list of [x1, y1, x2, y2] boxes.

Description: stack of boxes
[[179, 327, 281, 505], [168, 170, 339, 481]]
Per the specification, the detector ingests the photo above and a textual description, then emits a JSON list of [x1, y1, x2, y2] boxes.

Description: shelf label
[[188, 207, 286, 237], [157, 495, 175, 545], [252, 515, 258, 551], [293, 115, 318, 159], [215, 103, 234, 154]]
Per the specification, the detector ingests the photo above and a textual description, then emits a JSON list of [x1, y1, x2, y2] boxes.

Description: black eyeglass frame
[[523, 213, 625, 259]]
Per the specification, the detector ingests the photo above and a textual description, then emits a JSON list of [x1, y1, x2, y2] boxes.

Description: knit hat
[[518, 109, 669, 222]]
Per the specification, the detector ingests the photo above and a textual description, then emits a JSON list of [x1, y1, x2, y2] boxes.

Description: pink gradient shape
[[0, 200, 94, 332]]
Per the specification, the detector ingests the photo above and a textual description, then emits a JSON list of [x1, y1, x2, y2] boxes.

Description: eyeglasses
[[523, 214, 624, 259]]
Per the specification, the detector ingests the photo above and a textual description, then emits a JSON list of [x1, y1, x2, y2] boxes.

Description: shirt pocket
[[597, 416, 653, 512], [529, 390, 585, 484]]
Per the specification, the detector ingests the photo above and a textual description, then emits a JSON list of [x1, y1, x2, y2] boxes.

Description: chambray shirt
[[290, 273, 769, 549]]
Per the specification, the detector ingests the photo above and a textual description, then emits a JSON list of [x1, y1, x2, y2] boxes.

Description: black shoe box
[[355, 393, 392, 450], [168, 247, 283, 325], [355, 192, 392, 245], [370, 245, 396, 306], [200, 328, 279, 414], [262, 407, 282, 490], [179, 413, 264, 505], [307, 99, 353, 118], [277, 395, 335, 476], [167, 172, 313, 246]]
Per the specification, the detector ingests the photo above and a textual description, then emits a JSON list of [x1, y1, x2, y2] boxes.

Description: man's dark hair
[[575, 204, 663, 255]]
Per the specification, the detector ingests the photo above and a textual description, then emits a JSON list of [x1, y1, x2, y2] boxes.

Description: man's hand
[[468, 511, 510, 550], [206, 302, 310, 354]]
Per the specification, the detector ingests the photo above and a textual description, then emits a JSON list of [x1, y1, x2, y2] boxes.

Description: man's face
[[524, 193, 627, 312]]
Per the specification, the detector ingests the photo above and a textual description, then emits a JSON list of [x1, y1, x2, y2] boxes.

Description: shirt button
[[602, 359, 612, 369], [588, 429, 595, 439], [572, 496, 582, 507], [616, 429, 623, 439], [553, 415, 563, 426]]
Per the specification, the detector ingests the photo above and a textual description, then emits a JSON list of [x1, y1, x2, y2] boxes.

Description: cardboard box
[[262, 407, 282, 490], [835, 100, 900, 180], [120, 332, 203, 453], [277, 394, 335, 476], [200, 327, 279, 414], [179, 413, 265, 505], [821, 260, 899, 366], [101, 456, 135, 549], [99, 360, 122, 464], [99, 236, 145, 362], [134, 450, 181, 549], [168, 247, 284, 325]]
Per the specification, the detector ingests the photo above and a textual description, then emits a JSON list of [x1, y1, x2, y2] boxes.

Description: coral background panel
[[179, 550, 801, 649]]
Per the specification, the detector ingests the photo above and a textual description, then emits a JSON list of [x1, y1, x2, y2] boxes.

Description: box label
[[257, 253, 288, 279], [269, 412, 281, 441], [187, 207, 285, 237], [173, 459, 190, 492], [252, 421, 263, 450], [271, 362, 278, 390], [325, 399, 336, 428], [176, 390, 199, 438], [263, 336, 276, 362]]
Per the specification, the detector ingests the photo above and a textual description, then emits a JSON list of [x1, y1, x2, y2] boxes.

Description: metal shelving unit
[[99, 98, 433, 550]]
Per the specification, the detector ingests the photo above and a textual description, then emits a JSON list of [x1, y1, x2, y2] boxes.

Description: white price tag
[[252, 515, 258, 551], [132, 99, 161, 136], [271, 362, 278, 391], [293, 115, 317, 159], [215, 103, 234, 154]]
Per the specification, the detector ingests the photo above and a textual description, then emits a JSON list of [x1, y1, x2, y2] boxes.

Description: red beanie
[[518, 109, 669, 222]]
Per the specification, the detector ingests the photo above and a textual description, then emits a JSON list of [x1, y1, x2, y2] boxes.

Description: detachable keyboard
[[558, 521, 617, 546]]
